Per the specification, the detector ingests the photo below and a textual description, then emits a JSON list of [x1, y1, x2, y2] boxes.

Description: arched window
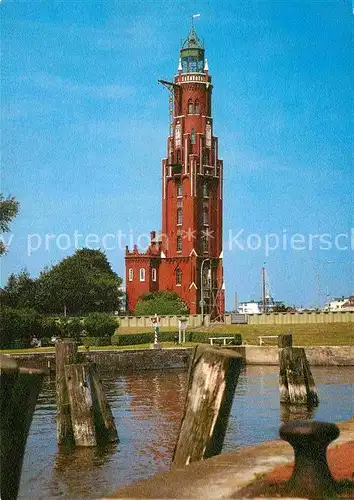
[[128, 268, 133, 281], [203, 207, 208, 225], [177, 180, 183, 197], [202, 236, 208, 253], [188, 99, 193, 114], [194, 100, 200, 114], [176, 235, 182, 252], [176, 267, 182, 285], [191, 128, 196, 145], [151, 268, 157, 282], [177, 207, 183, 225], [139, 268, 145, 282]]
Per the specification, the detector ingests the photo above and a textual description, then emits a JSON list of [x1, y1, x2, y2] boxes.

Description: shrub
[[66, 318, 83, 340], [41, 317, 61, 339], [84, 312, 118, 338], [0, 306, 42, 348], [134, 291, 189, 316], [82, 336, 111, 347]]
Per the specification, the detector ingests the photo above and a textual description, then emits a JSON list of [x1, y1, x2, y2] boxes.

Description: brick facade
[[125, 27, 225, 317]]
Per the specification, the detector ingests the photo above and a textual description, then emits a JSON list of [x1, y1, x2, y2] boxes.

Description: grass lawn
[[193, 323, 354, 346], [117, 323, 354, 346], [0, 342, 198, 355], [0, 323, 352, 354]]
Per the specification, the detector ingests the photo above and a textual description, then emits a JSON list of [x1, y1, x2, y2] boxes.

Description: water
[[19, 366, 354, 499]]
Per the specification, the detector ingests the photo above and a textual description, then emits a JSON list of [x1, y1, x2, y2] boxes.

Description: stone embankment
[[5, 345, 354, 372]]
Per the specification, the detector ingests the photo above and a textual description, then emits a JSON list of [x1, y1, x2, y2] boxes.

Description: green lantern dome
[[180, 26, 205, 73]]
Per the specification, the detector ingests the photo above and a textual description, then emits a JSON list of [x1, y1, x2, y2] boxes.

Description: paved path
[[103, 418, 354, 499]]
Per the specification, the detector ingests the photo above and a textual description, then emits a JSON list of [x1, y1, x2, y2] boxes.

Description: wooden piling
[[89, 363, 119, 443], [279, 347, 319, 406], [172, 346, 242, 468], [56, 341, 79, 445], [278, 334, 293, 348], [65, 363, 97, 446], [0, 357, 45, 500]]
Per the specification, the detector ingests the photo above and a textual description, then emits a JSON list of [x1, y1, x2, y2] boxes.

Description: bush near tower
[[134, 291, 189, 316]]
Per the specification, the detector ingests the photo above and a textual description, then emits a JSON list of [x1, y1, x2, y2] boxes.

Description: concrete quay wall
[[4, 345, 354, 371], [5, 347, 192, 373], [231, 345, 354, 366]]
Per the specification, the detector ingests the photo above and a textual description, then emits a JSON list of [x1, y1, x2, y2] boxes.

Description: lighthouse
[[125, 25, 225, 318]]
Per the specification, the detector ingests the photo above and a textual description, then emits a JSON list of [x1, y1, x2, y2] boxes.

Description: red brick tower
[[125, 26, 225, 317]]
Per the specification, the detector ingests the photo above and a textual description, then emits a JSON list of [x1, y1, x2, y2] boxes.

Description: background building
[[125, 26, 224, 317], [325, 296, 354, 312]]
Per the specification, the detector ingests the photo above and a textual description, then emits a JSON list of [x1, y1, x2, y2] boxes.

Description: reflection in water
[[19, 365, 354, 500], [51, 443, 119, 499], [280, 403, 316, 423]]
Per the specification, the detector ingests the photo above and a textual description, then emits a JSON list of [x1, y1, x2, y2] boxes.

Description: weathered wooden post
[[172, 345, 242, 467], [65, 363, 97, 446], [89, 363, 119, 443], [278, 333, 293, 348], [56, 341, 79, 445], [278, 334, 319, 406], [0, 357, 46, 500]]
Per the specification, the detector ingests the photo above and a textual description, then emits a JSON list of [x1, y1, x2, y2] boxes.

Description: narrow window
[[177, 235, 182, 252], [188, 99, 193, 114], [191, 128, 196, 145], [177, 180, 183, 197], [128, 268, 133, 281], [202, 236, 208, 253], [139, 268, 145, 282], [177, 207, 183, 225], [152, 268, 157, 282], [176, 149, 181, 165], [194, 100, 200, 114], [203, 181, 208, 198], [176, 268, 182, 285], [203, 207, 208, 225], [203, 149, 209, 165]]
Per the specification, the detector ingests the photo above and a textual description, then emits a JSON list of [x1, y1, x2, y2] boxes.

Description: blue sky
[[1, 0, 353, 309]]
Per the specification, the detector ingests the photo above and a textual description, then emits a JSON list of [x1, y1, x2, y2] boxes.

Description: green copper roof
[[182, 26, 203, 50]]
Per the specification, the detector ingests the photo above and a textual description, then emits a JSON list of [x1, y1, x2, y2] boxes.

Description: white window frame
[[177, 235, 182, 252], [128, 268, 133, 281], [139, 268, 145, 282], [176, 268, 182, 286], [152, 268, 157, 282], [177, 180, 183, 197], [203, 207, 209, 225], [177, 207, 183, 225]]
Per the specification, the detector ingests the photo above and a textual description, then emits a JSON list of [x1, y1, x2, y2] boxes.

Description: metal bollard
[[279, 420, 339, 498]]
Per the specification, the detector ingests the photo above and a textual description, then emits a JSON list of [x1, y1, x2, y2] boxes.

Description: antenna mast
[[262, 266, 266, 313]]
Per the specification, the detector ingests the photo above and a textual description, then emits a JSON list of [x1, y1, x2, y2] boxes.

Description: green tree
[[2, 269, 37, 309], [134, 291, 189, 316], [35, 248, 122, 315], [0, 194, 19, 255], [272, 302, 293, 312]]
